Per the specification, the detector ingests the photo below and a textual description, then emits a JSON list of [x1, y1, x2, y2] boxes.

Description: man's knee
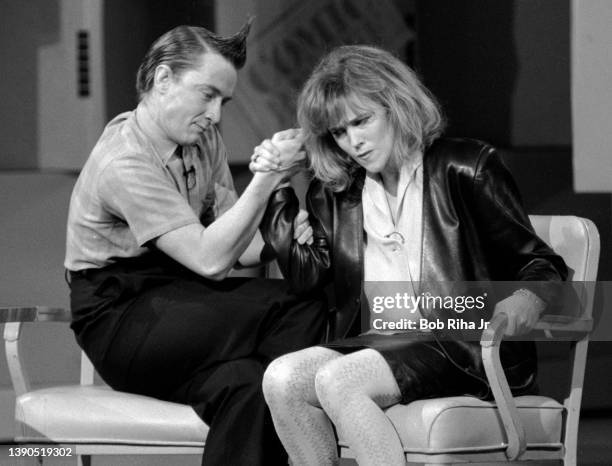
[[183, 358, 268, 425], [194, 358, 266, 408], [217, 358, 265, 389]]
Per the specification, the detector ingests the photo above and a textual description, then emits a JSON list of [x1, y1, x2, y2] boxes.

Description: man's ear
[[153, 64, 173, 94]]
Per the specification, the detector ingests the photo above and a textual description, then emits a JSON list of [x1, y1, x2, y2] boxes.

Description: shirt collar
[[365, 151, 423, 189], [132, 105, 180, 166], [161, 144, 181, 165]]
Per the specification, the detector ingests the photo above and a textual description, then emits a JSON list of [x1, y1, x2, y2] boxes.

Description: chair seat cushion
[[15, 385, 208, 446], [339, 395, 563, 454]]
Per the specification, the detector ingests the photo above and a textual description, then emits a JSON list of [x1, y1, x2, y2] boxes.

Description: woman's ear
[[153, 64, 173, 94]]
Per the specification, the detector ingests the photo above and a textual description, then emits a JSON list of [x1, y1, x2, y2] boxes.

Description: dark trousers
[[69, 255, 327, 466]]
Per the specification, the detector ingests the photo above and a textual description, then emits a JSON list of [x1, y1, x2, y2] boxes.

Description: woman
[[254, 45, 567, 466]]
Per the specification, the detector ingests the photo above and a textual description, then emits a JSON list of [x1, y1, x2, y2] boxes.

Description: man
[[65, 20, 326, 465]]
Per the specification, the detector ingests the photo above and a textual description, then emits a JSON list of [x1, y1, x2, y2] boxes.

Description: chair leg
[[76, 455, 91, 466], [563, 426, 577, 466], [563, 452, 576, 466]]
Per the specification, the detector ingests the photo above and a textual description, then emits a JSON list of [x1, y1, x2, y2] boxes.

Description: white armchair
[[337, 215, 600, 465]]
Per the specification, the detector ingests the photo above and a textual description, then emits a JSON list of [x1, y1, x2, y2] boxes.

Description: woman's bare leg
[[262, 346, 342, 466], [315, 348, 405, 466]]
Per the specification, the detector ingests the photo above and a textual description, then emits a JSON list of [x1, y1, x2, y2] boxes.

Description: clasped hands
[[252, 129, 313, 246], [250, 128, 307, 176]]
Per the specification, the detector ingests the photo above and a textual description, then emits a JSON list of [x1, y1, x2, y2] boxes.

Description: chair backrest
[[529, 215, 600, 325], [529, 215, 600, 283]]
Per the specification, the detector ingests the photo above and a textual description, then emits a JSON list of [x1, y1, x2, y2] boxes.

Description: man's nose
[[205, 98, 222, 124]]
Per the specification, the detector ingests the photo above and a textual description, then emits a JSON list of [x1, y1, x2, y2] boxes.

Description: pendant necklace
[[382, 164, 418, 245], [383, 189, 406, 245]]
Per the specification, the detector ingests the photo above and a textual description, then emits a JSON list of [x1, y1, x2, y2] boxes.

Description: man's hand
[[492, 289, 546, 336], [293, 209, 313, 245]]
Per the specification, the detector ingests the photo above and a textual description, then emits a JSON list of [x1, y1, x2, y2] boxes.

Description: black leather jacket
[[262, 138, 567, 391]]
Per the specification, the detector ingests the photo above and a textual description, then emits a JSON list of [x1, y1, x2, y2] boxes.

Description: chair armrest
[[480, 313, 526, 460], [0, 306, 71, 323], [534, 314, 593, 334], [480, 310, 594, 461], [2, 306, 70, 397]]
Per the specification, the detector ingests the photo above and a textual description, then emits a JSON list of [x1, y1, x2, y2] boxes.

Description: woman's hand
[[293, 209, 313, 245], [272, 128, 306, 169], [492, 289, 546, 336]]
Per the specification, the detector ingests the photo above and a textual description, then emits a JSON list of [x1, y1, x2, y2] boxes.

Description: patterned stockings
[[263, 347, 406, 466]]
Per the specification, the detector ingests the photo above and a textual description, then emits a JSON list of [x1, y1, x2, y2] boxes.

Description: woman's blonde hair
[[297, 45, 445, 191]]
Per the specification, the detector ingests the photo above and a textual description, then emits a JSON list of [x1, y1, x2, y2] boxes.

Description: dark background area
[[104, 0, 216, 119], [416, 0, 520, 146]]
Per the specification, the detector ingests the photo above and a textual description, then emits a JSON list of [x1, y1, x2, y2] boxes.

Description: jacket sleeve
[[471, 145, 568, 303], [260, 181, 333, 294]]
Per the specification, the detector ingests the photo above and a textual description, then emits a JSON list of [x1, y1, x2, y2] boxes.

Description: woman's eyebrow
[[337, 112, 371, 129], [329, 123, 345, 133]]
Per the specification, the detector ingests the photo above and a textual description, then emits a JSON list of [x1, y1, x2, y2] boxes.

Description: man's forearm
[[155, 171, 286, 280], [198, 171, 286, 274]]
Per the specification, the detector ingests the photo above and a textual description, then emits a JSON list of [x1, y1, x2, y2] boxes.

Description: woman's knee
[[313, 357, 353, 405], [262, 347, 336, 404], [314, 349, 393, 405], [263, 352, 308, 402]]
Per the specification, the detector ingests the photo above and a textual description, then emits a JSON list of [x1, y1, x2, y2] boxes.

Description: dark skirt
[[323, 332, 495, 404]]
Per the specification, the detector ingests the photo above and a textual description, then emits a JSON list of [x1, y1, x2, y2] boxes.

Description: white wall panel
[[572, 0, 612, 192]]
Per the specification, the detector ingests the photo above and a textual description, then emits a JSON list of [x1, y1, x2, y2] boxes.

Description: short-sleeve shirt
[[64, 111, 238, 271]]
